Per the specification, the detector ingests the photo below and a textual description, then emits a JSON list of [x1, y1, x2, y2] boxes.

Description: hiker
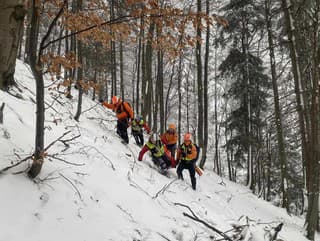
[[101, 96, 134, 144], [160, 124, 178, 159], [176, 133, 198, 190], [131, 115, 151, 146], [138, 133, 176, 173]]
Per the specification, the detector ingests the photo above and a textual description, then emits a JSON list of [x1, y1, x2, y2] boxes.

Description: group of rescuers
[[101, 96, 200, 190]]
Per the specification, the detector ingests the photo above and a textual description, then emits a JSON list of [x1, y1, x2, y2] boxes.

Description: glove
[[181, 152, 187, 158], [138, 158, 142, 161], [99, 98, 104, 103]]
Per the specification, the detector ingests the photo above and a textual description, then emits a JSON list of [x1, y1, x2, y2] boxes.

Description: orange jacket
[[176, 141, 197, 161], [103, 101, 134, 120], [160, 131, 178, 145]]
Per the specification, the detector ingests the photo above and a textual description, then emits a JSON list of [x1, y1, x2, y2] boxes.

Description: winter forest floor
[[0, 60, 315, 241]]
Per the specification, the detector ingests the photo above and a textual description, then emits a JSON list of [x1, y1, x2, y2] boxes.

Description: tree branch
[[44, 130, 72, 152], [152, 179, 177, 199], [0, 155, 32, 174], [59, 173, 83, 202], [39, 0, 67, 57], [174, 202, 233, 241], [48, 155, 85, 166]]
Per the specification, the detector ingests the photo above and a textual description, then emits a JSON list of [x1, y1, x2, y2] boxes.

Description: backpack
[[121, 101, 133, 119], [194, 144, 200, 162]]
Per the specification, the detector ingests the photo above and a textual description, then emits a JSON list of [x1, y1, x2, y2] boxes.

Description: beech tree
[[0, 0, 27, 90]]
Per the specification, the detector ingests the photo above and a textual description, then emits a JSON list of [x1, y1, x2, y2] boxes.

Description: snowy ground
[[0, 60, 314, 241]]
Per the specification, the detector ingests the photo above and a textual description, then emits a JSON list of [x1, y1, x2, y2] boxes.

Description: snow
[[0, 60, 313, 241]]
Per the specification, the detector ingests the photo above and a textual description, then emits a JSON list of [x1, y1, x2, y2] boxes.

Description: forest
[[0, 0, 319, 240]]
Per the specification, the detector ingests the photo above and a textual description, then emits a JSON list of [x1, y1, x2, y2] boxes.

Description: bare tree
[[0, 0, 27, 90]]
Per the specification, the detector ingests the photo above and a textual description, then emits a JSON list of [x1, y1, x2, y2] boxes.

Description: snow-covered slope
[[0, 60, 311, 241]]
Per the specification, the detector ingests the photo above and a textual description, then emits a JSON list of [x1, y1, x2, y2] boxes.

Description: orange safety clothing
[[176, 140, 197, 161], [160, 131, 178, 145], [103, 100, 134, 120]]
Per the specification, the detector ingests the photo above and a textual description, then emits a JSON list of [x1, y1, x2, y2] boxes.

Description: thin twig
[[183, 212, 233, 241], [59, 173, 83, 202], [0, 155, 32, 174], [48, 156, 85, 166], [157, 232, 172, 241], [174, 202, 233, 241], [81, 146, 115, 170], [152, 179, 178, 199], [44, 131, 72, 152], [81, 103, 100, 114]]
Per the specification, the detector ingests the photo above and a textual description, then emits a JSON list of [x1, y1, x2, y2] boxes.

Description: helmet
[[112, 96, 118, 104], [168, 124, 176, 130], [184, 133, 192, 142], [135, 115, 142, 122]]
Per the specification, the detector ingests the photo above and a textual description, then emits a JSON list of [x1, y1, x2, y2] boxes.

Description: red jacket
[[138, 142, 177, 168]]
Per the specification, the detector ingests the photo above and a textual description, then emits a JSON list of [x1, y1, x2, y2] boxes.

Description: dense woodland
[[0, 0, 319, 240]]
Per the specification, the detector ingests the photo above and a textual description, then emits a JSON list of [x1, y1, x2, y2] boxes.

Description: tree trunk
[[165, 63, 175, 129], [281, 0, 318, 238], [0, 0, 27, 90], [265, 0, 288, 209], [196, 0, 204, 166], [0, 103, 5, 124], [144, 21, 155, 125], [200, 0, 210, 168], [27, 0, 44, 178], [74, 0, 83, 122], [119, 40, 124, 100], [213, 34, 220, 175], [136, 16, 144, 113], [177, 52, 182, 143], [28, 0, 66, 178]]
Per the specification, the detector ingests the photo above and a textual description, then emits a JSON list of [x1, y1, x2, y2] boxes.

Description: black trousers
[[177, 160, 196, 190], [152, 154, 171, 170], [132, 130, 144, 146], [166, 143, 177, 159], [117, 119, 129, 143]]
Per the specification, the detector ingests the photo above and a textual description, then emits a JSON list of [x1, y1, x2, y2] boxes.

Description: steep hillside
[[0, 60, 310, 241]]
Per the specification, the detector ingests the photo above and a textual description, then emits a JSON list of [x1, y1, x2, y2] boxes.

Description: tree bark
[[0, 102, 5, 124], [265, 0, 288, 210], [0, 0, 27, 90], [74, 0, 83, 122], [200, 0, 209, 168], [28, 0, 66, 178], [196, 0, 204, 166]]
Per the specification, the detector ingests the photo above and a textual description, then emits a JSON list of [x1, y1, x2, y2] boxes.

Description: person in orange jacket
[[131, 115, 151, 146], [176, 133, 198, 190], [138, 133, 176, 174], [160, 123, 178, 159], [101, 96, 134, 144]]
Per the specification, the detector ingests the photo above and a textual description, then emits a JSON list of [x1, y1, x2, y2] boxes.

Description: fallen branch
[[174, 202, 233, 241], [129, 181, 152, 197], [86, 116, 114, 122], [58, 134, 81, 152], [272, 223, 283, 241], [48, 155, 85, 166], [152, 179, 178, 199], [0, 155, 32, 174], [183, 213, 233, 241], [80, 145, 115, 170], [81, 103, 100, 114], [157, 232, 172, 241], [44, 131, 72, 152], [59, 173, 83, 202]]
